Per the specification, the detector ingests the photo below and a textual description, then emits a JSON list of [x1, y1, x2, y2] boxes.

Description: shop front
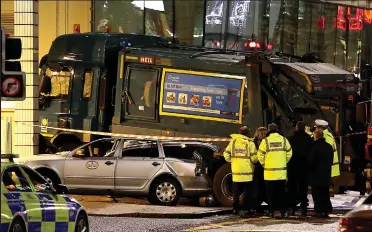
[[93, 0, 372, 75]]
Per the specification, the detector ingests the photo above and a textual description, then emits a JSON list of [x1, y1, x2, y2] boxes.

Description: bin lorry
[[38, 33, 370, 206]]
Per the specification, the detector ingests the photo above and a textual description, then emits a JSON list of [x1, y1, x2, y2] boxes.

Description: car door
[[63, 138, 119, 190], [2, 165, 43, 231], [115, 139, 164, 191], [21, 166, 71, 232]]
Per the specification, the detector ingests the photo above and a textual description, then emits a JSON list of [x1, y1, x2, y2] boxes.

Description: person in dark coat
[[253, 127, 268, 214], [308, 130, 334, 218], [287, 121, 313, 216]]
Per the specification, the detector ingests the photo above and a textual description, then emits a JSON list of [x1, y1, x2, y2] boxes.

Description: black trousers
[[288, 173, 309, 211], [266, 180, 287, 213], [253, 172, 266, 211], [233, 181, 254, 211], [311, 185, 333, 214]]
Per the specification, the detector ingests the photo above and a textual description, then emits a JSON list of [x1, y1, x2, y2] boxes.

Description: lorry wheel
[[213, 163, 243, 207]]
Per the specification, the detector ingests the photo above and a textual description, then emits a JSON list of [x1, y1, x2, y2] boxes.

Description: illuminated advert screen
[[159, 68, 245, 124]]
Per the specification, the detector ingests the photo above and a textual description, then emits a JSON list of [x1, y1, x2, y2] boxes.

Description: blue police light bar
[[0, 154, 20, 162]]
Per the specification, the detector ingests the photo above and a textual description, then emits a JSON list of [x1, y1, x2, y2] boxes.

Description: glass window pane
[[322, 4, 337, 63], [361, 12, 372, 75], [21, 167, 53, 193], [268, 0, 283, 52], [145, 0, 173, 38], [282, 0, 299, 55], [309, 3, 323, 57], [347, 7, 363, 73], [296, 0, 311, 55], [2, 166, 32, 192], [126, 68, 158, 120], [205, 0, 228, 48], [175, 0, 204, 46], [83, 71, 93, 100], [226, 1, 265, 50], [335, 6, 347, 69], [94, 0, 144, 34]]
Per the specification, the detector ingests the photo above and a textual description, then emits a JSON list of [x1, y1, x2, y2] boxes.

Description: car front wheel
[[148, 177, 181, 206], [9, 217, 26, 232], [75, 213, 89, 232]]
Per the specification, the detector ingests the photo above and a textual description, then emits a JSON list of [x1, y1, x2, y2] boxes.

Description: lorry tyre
[[213, 163, 243, 207], [148, 177, 181, 206]]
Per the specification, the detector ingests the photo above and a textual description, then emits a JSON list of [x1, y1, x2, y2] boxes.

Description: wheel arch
[[34, 166, 62, 185], [148, 173, 183, 195], [9, 214, 27, 232]]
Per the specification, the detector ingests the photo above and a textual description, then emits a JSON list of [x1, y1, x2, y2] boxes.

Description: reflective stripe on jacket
[[224, 134, 258, 182], [257, 133, 292, 180], [324, 129, 340, 177]]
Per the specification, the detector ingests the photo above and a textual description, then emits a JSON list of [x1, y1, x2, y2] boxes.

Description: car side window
[[2, 166, 32, 192], [21, 167, 53, 193], [122, 140, 159, 158], [73, 139, 117, 158]]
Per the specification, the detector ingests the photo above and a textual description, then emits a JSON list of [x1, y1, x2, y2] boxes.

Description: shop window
[[268, 0, 283, 52], [145, 0, 173, 38], [347, 7, 363, 73], [175, 0, 204, 46], [94, 0, 144, 34], [322, 4, 337, 64], [83, 71, 93, 100], [309, 3, 324, 57], [204, 0, 227, 49], [125, 68, 158, 121], [296, 0, 312, 55], [335, 6, 347, 69], [282, 0, 299, 55]]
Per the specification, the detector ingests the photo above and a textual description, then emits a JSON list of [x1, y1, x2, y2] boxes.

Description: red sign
[[140, 56, 154, 64], [1, 76, 21, 97], [73, 24, 80, 33]]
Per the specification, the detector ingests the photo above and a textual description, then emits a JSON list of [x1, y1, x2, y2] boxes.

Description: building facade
[[93, 0, 372, 74]]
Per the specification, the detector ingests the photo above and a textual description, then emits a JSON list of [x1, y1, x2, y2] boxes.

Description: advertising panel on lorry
[[159, 68, 245, 124]]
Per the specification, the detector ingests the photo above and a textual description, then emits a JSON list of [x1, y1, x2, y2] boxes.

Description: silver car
[[21, 138, 218, 206]]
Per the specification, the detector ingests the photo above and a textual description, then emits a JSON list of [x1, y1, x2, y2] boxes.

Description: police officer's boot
[[280, 210, 288, 218], [301, 208, 307, 217], [264, 210, 274, 218]]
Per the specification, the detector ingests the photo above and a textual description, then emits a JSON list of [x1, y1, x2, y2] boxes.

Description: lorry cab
[[38, 33, 176, 152]]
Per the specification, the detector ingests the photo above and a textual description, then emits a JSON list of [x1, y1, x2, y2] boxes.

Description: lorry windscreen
[[39, 67, 71, 100]]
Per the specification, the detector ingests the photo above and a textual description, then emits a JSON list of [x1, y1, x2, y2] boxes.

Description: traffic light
[[1, 27, 26, 100]]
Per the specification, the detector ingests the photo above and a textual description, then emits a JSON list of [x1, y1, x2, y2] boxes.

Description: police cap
[[315, 119, 328, 127]]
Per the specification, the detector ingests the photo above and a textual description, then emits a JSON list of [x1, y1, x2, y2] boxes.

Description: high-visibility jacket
[[324, 129, 340, 177], [257, 133, 292, 180], [224, 134, 258, 182]]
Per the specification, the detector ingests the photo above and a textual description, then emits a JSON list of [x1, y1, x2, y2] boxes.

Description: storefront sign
[[159, 68, 245, 124]]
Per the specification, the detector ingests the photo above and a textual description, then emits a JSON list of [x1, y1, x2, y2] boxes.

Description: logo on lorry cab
[[310, 75, 320, 83], [140, 56, 154, 64], [86, 161, 99, 170]]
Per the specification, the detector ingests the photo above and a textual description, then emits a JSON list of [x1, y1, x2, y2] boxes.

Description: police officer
[[308, 130, 334, 217], [313, 119, 340, 178], [224, 126, 258, 216], [257, 123, 292, 218]]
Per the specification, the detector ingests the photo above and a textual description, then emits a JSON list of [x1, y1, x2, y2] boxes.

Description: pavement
[[71, 191, 367, 219]]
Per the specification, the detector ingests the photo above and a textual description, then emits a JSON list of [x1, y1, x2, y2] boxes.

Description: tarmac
[[70, 191, 368, 219]]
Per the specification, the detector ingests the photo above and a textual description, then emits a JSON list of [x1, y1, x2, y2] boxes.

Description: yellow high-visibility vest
[[257, 133, 292, 180], [224, 134, 258, 182]]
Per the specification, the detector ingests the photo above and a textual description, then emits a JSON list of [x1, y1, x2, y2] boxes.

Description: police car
[[1, 154, 89, 232]]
